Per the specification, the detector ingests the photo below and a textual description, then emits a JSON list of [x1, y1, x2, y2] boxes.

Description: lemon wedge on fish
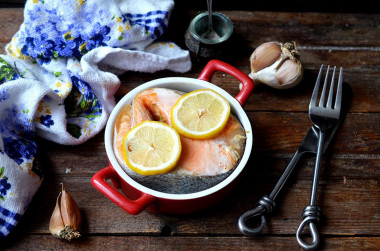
[[171, 89, 231, 139], [122, 121, 182, 175]]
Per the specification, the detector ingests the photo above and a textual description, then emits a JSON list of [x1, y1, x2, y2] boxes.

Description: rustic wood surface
[[1, 2, 380, 250]]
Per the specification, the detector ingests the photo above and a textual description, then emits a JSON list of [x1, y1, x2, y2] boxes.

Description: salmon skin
[[113, 88, 246, 194]]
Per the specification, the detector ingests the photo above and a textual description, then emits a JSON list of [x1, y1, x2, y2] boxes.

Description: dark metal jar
[[185, 12, 233, 58]]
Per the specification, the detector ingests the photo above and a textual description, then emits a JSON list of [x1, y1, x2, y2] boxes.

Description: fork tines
[[310, 65, 343, 111]]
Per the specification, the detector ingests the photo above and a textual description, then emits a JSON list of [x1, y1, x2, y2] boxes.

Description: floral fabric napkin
[[0, 0, 191, 239]]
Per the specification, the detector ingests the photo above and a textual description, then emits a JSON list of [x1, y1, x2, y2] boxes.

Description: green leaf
[[80, 46, 88, 55], [0, 195, 4, 201], [84, 109, 101, 120], [0, 57, 7, 65], [118, 36, 123, 40], [79, 97, 90, 110], [0, 58, 18, 83], [67, 123, 82, 139], [32, 160, 44, 179], [20, 69, 28, 78], [55, 72, 62, 77], [0, 166, 4, 177]]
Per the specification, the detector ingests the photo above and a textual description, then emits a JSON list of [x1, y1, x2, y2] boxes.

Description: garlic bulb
[[49, 184, 82, 240], [249, 41, 303, 89]]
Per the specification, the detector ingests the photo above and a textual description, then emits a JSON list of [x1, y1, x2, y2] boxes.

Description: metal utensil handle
[[296, 205, 321, 250], [238, 150, 303, 235], [296, 130, 325, 250], [238, 195, 274, 235], [310, 130, 325, 206], [269, 149, 303, 200]]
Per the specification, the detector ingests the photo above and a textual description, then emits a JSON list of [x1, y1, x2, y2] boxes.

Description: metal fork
[[296, 65, 343, 250]]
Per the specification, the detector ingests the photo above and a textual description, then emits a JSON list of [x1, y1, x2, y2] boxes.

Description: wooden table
[[1, 2, 379, 250]]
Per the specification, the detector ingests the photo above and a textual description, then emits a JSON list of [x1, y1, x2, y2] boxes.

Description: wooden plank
[[0, 0, 25, 4], [2, 235, 380, 250], [15, 173, 377, 236], [171, 0, 378, 13], [0, 8, 23, 52], [248, 112, 380, 155], [173, 11, 380, 48], [227, 11, 380, 47]]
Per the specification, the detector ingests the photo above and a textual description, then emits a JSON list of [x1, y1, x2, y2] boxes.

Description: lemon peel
[[122, 121, 182, 175], [171, 89, 230, 139]]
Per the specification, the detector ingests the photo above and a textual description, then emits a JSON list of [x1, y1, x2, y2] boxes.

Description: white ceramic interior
[[104, 77, 253, 200]]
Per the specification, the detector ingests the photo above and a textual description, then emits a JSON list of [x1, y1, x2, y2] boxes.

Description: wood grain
[[0, 4, 379, 251], [2, 235, 380, 250], [10, 154, 378, 236]]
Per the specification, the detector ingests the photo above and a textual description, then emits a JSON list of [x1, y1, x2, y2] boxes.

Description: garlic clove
[[49, 193, 65, 235], [250, 42, 282, 73], [60, 186, 82, 233], [275, 59, 303, 89], [249, 41, 303, 89], [49, 184, 81, 241], [249, 61, 279, 86]]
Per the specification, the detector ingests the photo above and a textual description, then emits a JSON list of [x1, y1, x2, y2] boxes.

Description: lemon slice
[[171, 89, 231, 139], [122, 121, 182, 176]]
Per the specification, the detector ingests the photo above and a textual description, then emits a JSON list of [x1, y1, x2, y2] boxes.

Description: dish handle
[[198, 59, 255, 106], [91, 165, 156, 215]]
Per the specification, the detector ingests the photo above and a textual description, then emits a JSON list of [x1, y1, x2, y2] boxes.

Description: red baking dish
[[92, 60, 255, 215]]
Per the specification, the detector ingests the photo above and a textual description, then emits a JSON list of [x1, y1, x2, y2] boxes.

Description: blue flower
[[71, 75, 88, 92], [83, 11, 95, 24], [3, 136, 37, 165], [1, 105, 34, 138], [27, 6, 45, 22], [0, 177, 11, 197], [54, 37, 78, 57], [39, 115, 54, 128], [21, 37, 39, 58], [36, 57, 52, 66], [35, 24, 45, 34], [83, 23, 111, 51], [0, 88, 10, 102], [34, 33, 55, 57], [21, 32, 55, 60], [45, 7, 58, 16], [92, 23, 111, 43]]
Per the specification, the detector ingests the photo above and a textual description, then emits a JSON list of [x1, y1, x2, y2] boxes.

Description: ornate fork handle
[[238, 148, 304, 235], [296, 205, 321, 250], [238, 195, 275, 235]]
